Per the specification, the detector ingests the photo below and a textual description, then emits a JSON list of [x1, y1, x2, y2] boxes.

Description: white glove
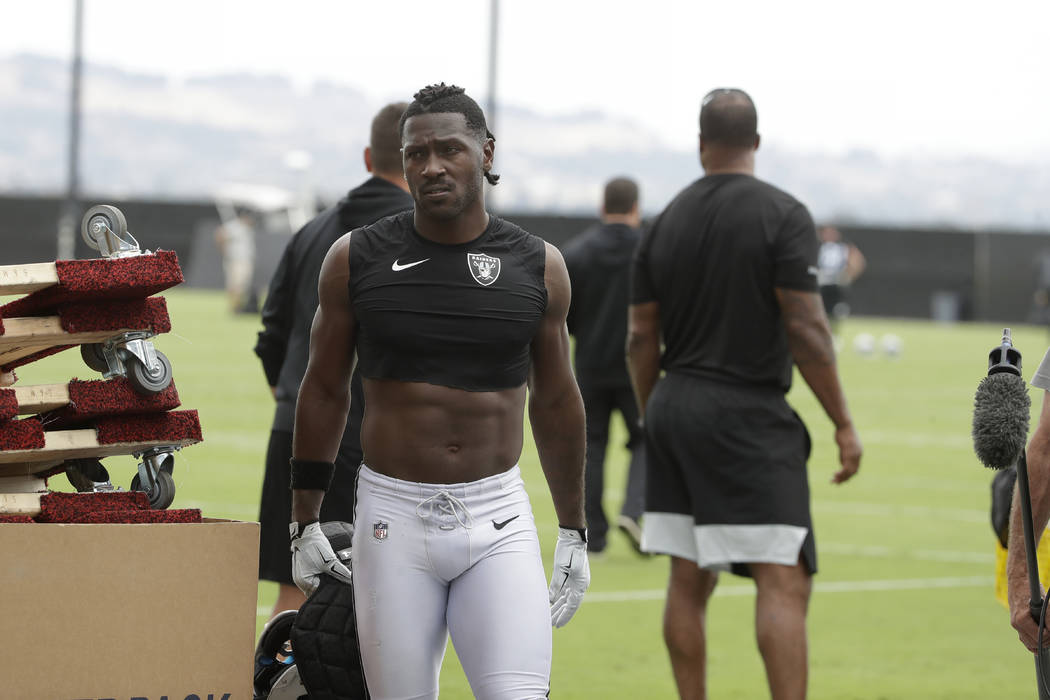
[[289, 520, 352, 595], [548, 526, 590, 628]]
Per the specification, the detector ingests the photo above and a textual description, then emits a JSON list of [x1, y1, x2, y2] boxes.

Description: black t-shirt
[[563, 222, 641, 386], [631, 173, 818, 392], [349, 211, 547, 391]]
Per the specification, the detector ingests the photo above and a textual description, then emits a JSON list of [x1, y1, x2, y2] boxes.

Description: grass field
[[19, 288, 1050, 699]]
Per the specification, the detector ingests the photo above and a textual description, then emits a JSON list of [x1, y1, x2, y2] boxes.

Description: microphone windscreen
[[972, 372, 1031, 470]]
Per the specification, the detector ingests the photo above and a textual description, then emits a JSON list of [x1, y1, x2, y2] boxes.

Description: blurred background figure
[[563, 176, 647, 555], [1029, 249, 1050, 329], [252, 102, 412, 620], [214, 206, 260, 313], [816, 225, 866, 333]]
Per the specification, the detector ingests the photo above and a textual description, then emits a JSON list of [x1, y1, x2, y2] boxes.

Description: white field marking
[[582, 576, 994, 604], [820, 542, 994, 564], [813, 500, 987, 523], [251, 575, 991, 617], [256, 576, 995, 617]]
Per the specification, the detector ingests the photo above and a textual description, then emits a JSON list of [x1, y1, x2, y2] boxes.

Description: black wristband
[[559, 524, 588, 544], [289, 458, 335, 491]]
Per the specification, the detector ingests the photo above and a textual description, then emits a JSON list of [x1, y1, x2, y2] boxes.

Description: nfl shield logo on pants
[[467, 253, 501, 286], [373, 521, 388, 541]]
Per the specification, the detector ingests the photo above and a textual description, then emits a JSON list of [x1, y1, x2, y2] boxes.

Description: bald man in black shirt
[[628, 88, 861, 700]]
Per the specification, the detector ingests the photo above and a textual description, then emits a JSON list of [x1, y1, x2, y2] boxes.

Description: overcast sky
[[7, 0, 1050, 164]]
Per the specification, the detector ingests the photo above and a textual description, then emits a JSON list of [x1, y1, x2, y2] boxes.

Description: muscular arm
[[1008, 391, 1050, 651], [627, 301, 661, 418], [528, 242, 586, 530], [290, 234, 357, 523], [775, 287, 861, 483]]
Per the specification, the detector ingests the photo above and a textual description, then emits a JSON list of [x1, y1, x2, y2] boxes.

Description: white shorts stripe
[[642, 511, 808, 570], [640, 512, 695, 560]]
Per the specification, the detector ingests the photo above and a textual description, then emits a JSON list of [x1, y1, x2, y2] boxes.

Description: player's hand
[[548, 527, 590, 628], [290, 520, 352, 595], [0, 370, 16, 387], [831, 423, 862, 484]]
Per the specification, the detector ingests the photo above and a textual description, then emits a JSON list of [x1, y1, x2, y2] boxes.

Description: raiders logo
[[467, 253, 501, 286]]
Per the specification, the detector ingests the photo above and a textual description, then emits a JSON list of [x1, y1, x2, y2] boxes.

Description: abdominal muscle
[[359, 378, 527, 483]]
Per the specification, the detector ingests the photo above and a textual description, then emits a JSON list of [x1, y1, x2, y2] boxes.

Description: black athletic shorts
[[258, 429, 362, 585], [642, 373, 817, 577], [820, 284, 846, 319]]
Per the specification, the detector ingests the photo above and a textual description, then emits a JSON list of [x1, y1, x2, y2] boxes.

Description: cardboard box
[[0, 518, 259, 700]]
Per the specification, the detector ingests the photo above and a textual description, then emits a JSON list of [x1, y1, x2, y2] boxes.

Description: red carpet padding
[[0, 345, 73, 373], [37, 491, 201, 523], [60, 508, 203, 524], [38, 490, 149, 521], [55, 296, 171, 335], [0, 388, 16, 422], [0, 515, 35, 524], [40, 377, 181, 429], [0, 417, 45, 450], [0, 251, 183, 318], [93, 409, 202, 445]]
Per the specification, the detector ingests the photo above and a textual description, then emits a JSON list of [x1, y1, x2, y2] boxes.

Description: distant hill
[[1, 52, 1047, 229]]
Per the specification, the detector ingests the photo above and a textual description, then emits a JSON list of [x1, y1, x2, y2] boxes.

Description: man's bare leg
[[270, 582, 308, 620], [663, 555, 718, 700], [750, 559, 812, 700]]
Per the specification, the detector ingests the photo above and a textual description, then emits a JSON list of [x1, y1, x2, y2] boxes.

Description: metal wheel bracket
[[90, 331, 160, 380], [122, 338, 160, 374]]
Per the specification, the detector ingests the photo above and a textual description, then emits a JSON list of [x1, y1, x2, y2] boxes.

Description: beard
[[414, 175, 482, 220]]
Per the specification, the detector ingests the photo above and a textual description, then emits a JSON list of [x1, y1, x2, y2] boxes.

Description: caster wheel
[[131, 469, 176, 509], [126, 350, 172, 395], [80, 343, 109, 372], [66, 458, 110, 492], [81, 205, 127, 251]]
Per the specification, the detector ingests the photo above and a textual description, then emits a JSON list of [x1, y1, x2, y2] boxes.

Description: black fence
[[2, 194, 1048, 324]]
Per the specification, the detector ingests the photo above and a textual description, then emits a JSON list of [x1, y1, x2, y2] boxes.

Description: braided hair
[[399, 83, 500, 185]]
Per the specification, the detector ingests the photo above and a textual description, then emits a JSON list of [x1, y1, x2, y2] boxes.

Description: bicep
[[530, 243, 574, 391]]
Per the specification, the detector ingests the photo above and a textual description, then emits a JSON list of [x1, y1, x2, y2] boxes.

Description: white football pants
[[352, 464, 552, 700]]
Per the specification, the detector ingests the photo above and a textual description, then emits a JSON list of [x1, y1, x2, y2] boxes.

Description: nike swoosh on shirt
[[392, 258, 430, 271]]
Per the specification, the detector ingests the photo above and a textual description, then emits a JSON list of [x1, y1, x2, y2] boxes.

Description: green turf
[[19, 289, 1048, 698]]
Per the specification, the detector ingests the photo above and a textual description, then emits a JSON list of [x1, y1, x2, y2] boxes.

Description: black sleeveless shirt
[[348, 211, 548, 391]]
